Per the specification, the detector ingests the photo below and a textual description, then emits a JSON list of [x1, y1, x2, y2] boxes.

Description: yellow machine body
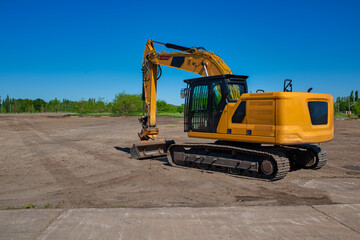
[[188, 92, 334, 145]]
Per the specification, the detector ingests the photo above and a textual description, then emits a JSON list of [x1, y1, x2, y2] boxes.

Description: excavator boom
[[139, 40, 232, 139], [131, 40, 232, 159]]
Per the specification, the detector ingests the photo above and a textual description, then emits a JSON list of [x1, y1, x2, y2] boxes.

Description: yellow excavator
[[130, 39, 334, 181]]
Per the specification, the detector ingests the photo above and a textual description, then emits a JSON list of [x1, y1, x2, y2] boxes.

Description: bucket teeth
[[131, 140, 175, 159]]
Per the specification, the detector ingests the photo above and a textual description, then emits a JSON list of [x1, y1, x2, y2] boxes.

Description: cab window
[[227, 83, 245, 101], [191, 85, 208, 111], [212, 84, 222, 112]]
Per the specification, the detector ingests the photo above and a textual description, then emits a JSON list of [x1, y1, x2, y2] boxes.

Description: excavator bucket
[[130, 140, 175, 159]]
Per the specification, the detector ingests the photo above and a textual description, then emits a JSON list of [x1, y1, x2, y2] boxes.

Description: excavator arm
[[139, 39, 232, 141]]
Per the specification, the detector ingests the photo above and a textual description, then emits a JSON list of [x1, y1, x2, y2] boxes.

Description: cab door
[[188, 84, 210, 132], [225, 82, 247, 135]]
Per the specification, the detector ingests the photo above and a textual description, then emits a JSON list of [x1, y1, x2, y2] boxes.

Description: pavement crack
[[34, 210, 65, 240], [311, 205, 360, 235]]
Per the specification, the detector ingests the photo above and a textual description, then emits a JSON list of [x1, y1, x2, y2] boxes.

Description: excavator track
[[299, 144, 327, 170], [167, 144, 291, 181], [283, 144, 327, 170]]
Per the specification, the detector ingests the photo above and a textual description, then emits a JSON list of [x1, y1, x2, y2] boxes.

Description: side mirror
[[180, 88, 186, 99]]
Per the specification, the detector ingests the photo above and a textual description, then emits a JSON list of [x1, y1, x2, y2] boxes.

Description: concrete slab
[[313, 204, 360, 233], [0, 209, 63, 240], [36, 206, 360, 240], [292, 178, 360, 204]]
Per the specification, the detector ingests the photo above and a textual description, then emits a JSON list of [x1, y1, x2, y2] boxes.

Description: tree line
[[0, 93, 184, 115], [335, 90, 360, 114], [1, 90, 358, 115]]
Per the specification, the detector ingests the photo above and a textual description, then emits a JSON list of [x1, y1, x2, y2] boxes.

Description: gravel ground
[[0, 114, 359, 209]]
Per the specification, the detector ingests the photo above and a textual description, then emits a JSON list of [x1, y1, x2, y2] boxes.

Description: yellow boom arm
[[139, 40, 232, 141]]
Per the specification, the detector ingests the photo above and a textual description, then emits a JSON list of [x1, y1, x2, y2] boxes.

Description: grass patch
[[55, 200, 65, 208], [66, 113, 116, 117], [4, 203, 36, 210], [157, 112, 184, 117], [4, 206, 19, 210], [335, 112, 359, 119], [25, 203, 36, 209], [66, 112, 184, 118]]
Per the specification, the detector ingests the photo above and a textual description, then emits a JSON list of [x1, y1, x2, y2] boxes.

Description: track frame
[[167, 143, 327, 181]]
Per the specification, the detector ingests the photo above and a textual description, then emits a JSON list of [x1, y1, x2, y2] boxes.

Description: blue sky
[[0, 0, 359, 105]]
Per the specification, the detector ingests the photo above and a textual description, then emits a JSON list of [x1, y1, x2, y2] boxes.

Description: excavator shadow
[[114, 146, 170, 164], [154, 156, 170, 164], [114, 146, 130, 154]]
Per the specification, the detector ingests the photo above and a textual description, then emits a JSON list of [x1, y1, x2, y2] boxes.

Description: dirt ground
[[0, 114, 359, 209]]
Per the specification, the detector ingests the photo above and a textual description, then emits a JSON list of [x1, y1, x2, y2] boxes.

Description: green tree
[[176, 105, 184, 113], [157, 100, 170, 112], [23, 99, 34, 112], [3, 95, 10, 113], [11, 99, 18, 113], [353, 102, 360, 114], [168, 104, 178, 112], [0, 93, 185, 115], [47, 98, 60, 112], [94, 98, 107, 113], [339, 97, 348, 111], [33, 98, 46, 112], [350, 90, 354, 102], [335, 97, 341, 112], [111, 93, 142, 115], [15, 99, 25, 112], [355, 90, 358, 102], [62, 99, 76, 112], [76, 100, 91, 114]]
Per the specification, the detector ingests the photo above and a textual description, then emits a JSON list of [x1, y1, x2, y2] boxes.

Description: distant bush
[[111, 92, 142, 115], [157, 100, 170, 112], [0, 93, 184, 115], [75, 100, 92, 114], [33, 98, 46, 112], [176, 105, 184, 113], [335, 90, 360, 115]]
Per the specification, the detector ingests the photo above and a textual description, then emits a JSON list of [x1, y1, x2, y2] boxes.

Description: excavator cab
[[184, 75, 248, 133], [184, 74, 333, 146]]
